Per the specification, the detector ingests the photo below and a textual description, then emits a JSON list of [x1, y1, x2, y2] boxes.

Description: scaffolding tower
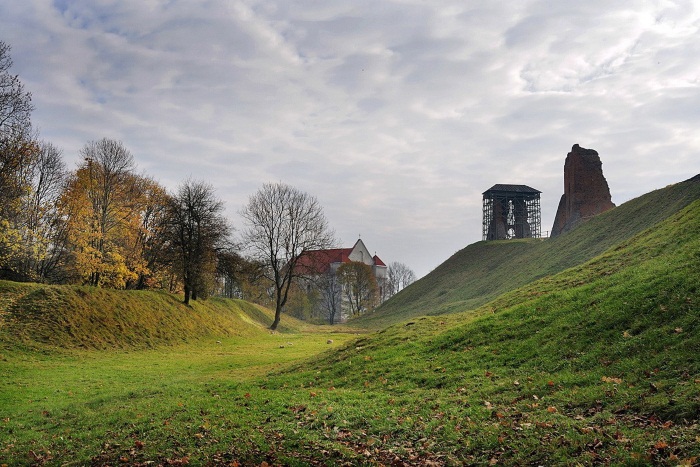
[[483, 184, 541, 241]]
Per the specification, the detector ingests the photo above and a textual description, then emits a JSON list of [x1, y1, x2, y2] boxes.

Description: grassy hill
[[1, 177, 699, 465], [256, 186, 700, 464], [0, 281, 305, 350], [356, 175, 700, 329]]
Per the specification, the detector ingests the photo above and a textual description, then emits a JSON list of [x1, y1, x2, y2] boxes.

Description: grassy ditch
[[1, 187, 699, 465], [1, 332, 358, 465]]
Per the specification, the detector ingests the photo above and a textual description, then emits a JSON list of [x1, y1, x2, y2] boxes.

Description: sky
[[2, 0, 699, 278]]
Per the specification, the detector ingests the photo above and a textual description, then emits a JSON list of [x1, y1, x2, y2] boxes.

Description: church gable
[[348, 239, 373, 265], [295, 238, 386, 277]]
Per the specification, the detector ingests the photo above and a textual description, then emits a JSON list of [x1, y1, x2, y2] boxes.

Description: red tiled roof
[[295, 248, 352, 274], [295, 248, 387, 274]]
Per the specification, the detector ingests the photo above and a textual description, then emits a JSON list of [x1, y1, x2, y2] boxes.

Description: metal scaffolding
[[483, 184, 541, 241]]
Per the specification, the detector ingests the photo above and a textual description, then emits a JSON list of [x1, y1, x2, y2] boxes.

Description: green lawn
[[1, 331, 360, 465], [2, 181, 700, 465]]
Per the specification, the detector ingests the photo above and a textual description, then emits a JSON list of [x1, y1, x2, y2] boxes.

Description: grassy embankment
[[357, 176, 700, 329], [0, 285, 357, 465], [1, 176, 699, 465]]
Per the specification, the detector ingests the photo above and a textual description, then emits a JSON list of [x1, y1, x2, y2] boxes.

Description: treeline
[[0, 133, 262, 300], [1, 41, 416, 326], [0, 41, 262, 304]]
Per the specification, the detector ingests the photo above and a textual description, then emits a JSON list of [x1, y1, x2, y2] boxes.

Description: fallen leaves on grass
[[601, 376, 623, 384], [654, 440, 669, 450]]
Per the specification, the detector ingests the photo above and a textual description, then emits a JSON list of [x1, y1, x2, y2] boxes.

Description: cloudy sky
[[2, 1, 699, 277]]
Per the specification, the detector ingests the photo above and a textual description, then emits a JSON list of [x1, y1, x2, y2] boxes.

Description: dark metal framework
[[483, 184, 541, 241]]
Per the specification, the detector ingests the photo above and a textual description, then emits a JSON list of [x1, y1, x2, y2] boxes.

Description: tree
[[0, 41, 33, 135], [0, 135, 37, 279], [241, 182, 334, 330], [337, 261, 378, 317], [215, 248, 247, 299], [124, 176, 171, 289], [317, 269, 342, 325], [166, 179, 230, 305], [0, 41, 35, 279], [387, 261, 416, 296], [60, 139, 142, 287], [0, 140, 70, 283], [213, 252, 272, 305], [59, 140, 172, 288], [17, 141, 69, 281]]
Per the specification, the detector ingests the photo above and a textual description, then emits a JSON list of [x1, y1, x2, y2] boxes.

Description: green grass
[[0, 333, 359, 465], [0, 281, 308, 351], [263, 198, 700, 465], [356, 176, 700, 329], [1, 178, 700, 465]]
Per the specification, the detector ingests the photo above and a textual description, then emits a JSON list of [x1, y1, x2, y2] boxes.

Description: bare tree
[[337, 261, 378, 317], [387, 261, 416, 296], [166, 179, 230, 305], [241, 182, 334, 330], [0, 41, 33, 134], [316, 269, 342, 325], [0, 41, 34, 212], [20, 141, 68, 281]]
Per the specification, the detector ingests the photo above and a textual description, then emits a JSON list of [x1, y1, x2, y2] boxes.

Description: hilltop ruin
[[551, 144, 615, 237]]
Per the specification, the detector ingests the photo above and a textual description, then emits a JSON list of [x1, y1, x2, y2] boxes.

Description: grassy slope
[[0, 282, 304, 350], [1, 178, 699, 465], [356, 176, 700, 329], [256, 196, 700, 465]]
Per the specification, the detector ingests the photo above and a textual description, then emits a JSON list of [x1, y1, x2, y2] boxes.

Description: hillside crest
[[356, 175, 700, 328]]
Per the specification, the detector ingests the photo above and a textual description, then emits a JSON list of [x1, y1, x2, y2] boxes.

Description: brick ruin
[[482, 144, 614, 241], [550, 144, 615, 237]]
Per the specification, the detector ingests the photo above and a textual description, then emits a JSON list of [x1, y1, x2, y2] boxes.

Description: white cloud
[[1, 0, 699, 277]]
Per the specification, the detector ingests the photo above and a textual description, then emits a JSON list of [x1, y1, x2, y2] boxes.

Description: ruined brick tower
[[551, 144, 615, 237]]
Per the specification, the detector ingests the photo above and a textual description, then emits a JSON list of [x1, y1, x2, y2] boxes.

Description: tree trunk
[[270, 304, 282, 330], [271, 280, 290, 330], [183, 283, 191, 305]]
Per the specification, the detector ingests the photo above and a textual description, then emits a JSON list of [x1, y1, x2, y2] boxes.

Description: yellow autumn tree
[[60, 139, 169, 289]]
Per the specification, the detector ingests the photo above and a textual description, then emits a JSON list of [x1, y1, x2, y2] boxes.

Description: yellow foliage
[[0, 218, 23, 265], [59, 162, 168, 288]]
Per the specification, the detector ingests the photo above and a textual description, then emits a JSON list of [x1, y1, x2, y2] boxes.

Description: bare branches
[[166, 179, 230, 304], [0, 41, 33, 135], [388, 261, 417, 296], [241, 182, 334, 330]]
